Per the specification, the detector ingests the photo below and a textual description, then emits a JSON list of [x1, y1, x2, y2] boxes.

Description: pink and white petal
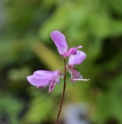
[[73, 79, 90, 81], [27, 75, 50, 87], [33, 70, 59, 79], [50, 31, 68, 54], [48, 74, 61, 92], [55, 76, 61, 84], [62, 47, 77, 58], [71, 69, 82, 79], [48, 80, 57, 92], [68, 67, 83, 81], [77, 46, 82, 49], [68, 50, 86, 65], [33, 71, 52, 79]]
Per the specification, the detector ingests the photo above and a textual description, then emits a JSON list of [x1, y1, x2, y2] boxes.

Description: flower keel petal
[[48, 80, 56, 92], [62, 47, 77, 58]]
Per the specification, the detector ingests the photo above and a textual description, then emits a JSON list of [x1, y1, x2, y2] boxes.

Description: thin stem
[[55, 58, 67, 124]]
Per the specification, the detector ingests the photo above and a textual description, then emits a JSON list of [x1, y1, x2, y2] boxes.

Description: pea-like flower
[[27, 30, 89, 124], [27, 30, 89, 93], [27, 70, 62, 92], [50, 31, 82, 58], [68, 50, 89, 83]]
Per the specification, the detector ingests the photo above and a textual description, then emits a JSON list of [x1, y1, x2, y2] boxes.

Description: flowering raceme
[[27, 30, 89, 92], [27, 30, 89, 124]]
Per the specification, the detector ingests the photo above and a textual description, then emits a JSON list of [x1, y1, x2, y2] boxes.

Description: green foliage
[[0, 93, 23, 124], [91, 74, 122, 124], [23, 95, 54, 123]]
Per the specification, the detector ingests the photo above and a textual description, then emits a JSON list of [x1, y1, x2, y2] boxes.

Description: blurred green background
[[0, 0, 122, 124]]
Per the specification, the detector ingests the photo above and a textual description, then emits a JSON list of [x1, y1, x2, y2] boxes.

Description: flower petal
[[68, 68, 82, 80], [68, 50, 86, 65], [48, 80, 57, 92], [48, 73, 62, 92], [50, 31, 68, 54], [62, 47, 77, 58], [73, 79, 90, 81], [77, 46, 82, 49], [27, 75, 50, 87], [33, 70, 59, 79], [68, 66, 90, 83]]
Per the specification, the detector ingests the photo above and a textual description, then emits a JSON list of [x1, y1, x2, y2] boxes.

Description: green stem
[[55, 58, 67, 124]]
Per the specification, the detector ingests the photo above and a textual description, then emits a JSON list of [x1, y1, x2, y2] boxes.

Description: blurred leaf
[[23, 95, 54, 123], [0, 93, 23, 124], [31, 41, 63, 70]]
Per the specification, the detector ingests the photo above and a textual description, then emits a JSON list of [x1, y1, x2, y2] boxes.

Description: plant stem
[[55, 58, 67, 124]]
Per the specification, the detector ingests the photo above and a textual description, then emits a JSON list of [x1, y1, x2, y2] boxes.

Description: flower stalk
[[55, 58, 67, 124]]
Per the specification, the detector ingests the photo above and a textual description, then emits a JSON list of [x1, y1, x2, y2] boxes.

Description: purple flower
[[27, 31, 89, 93], [27, 70, 62, 92], [50, 31, 82, 58], [68, 50, 89, 83]]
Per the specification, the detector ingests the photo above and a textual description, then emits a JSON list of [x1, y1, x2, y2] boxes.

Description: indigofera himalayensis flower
[[50, 31, 82, 58], [68, 50, 89, 83], [27, 30, 89, 93], [27, 30, 89, 124], [27, 70, 62, 92]]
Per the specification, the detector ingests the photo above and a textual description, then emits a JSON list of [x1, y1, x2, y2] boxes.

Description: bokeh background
[[0, 0, 122, 124]]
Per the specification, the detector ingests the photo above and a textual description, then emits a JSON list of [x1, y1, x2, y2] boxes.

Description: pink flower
[[68, 50, 89, 83], [50, 31, 82, 58], [27, 70, 62, 92], [27, 31, 89, 92]]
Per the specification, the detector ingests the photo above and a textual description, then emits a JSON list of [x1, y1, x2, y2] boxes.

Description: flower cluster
[[27, 31, 89, 92]]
